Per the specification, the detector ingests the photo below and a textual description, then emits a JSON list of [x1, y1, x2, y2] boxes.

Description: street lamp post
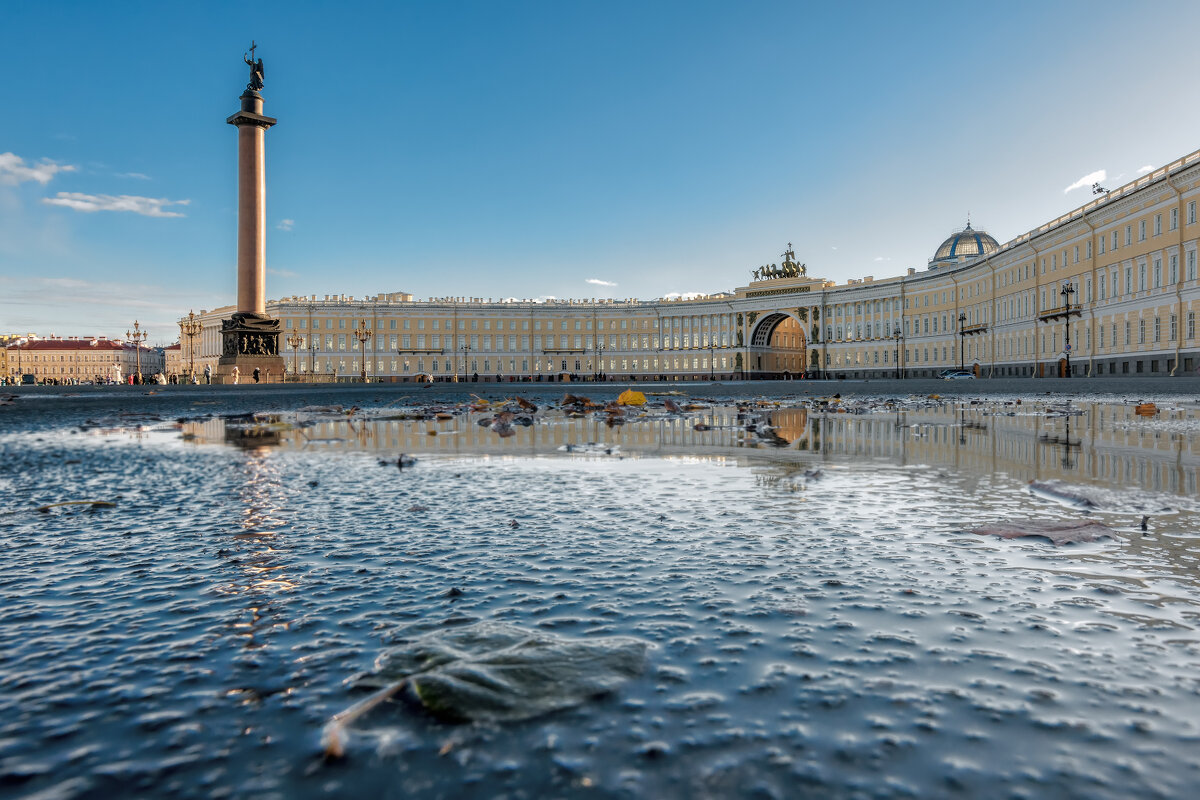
[[308, 337, 319, 381], [460, 343, 471, 382], [287, 333, 303, 381], [893, 324, 902, 380], [709, 342, 715, 380], [957, 312, 967, 372], [1060, 281, 1075, 378], [351, 319, 371, 383], [126, 320, 148, 384], [180, 310, 202, 382]]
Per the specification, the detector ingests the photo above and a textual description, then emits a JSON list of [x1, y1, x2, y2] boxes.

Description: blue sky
[[4, 0, 1200, 344]]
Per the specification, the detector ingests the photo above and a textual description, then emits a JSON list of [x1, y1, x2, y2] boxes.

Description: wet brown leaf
[[971, 519, 1116, 546]]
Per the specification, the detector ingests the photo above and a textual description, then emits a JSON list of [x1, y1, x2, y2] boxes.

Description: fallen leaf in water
[[970, 519, 1116, 546], [322, 622, 646, 758], [618, 390, 646, 406]]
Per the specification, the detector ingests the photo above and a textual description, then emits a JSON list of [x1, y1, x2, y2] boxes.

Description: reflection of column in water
[[238, 446, 287, 535], [211, 447, 296, 656]]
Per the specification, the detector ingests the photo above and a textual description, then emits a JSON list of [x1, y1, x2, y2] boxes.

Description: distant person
[[252, 367, 261, 384], [204, 364, 212, 384], [232, 366, 240, 385]]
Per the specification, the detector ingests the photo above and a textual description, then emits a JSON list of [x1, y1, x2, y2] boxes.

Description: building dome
[[931, 223, 999, 266]]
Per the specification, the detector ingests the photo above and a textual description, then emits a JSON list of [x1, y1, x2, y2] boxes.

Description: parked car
[[942, 371, 975, 380]]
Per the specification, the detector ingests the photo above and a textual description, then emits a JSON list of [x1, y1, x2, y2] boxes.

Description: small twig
[[35, 500, 116, 513], [320, 680, 407, 759]]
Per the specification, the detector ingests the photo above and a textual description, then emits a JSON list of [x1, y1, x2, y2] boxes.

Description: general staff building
[[185, 147, 1200, 382]]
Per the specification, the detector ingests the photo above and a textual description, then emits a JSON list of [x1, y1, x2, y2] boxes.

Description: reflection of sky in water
[[2, 397, 1200, 798]]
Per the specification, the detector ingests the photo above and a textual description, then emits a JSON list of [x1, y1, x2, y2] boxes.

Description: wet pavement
[[2, 382, 1200, 798]]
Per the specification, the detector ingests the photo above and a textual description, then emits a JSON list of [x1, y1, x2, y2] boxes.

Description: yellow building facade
[[185, 148, 1200, 382], [4, 337, 164, 384]]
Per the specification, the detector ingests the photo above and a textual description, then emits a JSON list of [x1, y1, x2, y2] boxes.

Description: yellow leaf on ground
[[617, 390, 646, 406]]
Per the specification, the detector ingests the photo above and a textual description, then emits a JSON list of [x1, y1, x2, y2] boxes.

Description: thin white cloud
[[662, 291, 704, 301], [1064, 169, 1106, 194], [42, 277, 91, 289], [0, 152, 77, 186], [116, 172, 151, 180], [42, 192, 189, 218], [277, 218, 294, 231], [1137, 164, 1154, 174], [586, 278, 617, 287], [873, 256, 890, 262], [267, 267, 297, 278]]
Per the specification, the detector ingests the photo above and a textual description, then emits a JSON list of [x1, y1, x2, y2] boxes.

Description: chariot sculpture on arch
[[751, 243, 807, 281]]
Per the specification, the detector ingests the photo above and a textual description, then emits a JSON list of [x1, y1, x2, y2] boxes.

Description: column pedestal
[[216, 312, 284, 383]]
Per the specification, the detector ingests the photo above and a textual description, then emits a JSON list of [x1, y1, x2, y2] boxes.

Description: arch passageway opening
[[749, 312, 808, 377]]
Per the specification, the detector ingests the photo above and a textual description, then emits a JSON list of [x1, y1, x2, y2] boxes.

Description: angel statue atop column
[[245, 41, 265, 92]]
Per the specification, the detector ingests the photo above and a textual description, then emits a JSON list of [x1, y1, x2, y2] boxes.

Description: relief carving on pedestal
[[220, 312, 280, 359]]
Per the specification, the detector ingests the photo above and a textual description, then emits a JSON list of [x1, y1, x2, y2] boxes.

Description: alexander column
[[217, 42, 284, 382]]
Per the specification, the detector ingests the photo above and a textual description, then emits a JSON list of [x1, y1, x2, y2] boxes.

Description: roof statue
[[244, 41, 264, 92]]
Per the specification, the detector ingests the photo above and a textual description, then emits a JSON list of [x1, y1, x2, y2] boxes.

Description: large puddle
[[2, 389, 1199, 798]]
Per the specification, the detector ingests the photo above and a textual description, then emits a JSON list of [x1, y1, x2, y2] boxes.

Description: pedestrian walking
[[232, 366, 240, 385]]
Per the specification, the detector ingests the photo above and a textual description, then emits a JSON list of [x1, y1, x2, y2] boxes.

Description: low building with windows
[[5, 337, 165, 384], [184, 146, 1200, 382]]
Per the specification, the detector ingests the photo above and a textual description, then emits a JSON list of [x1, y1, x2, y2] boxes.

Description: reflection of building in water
[[186, 410, 773, 459], [184, 404, 1199, 496], [818, 404, 1199, 495], [182, 147, 1200, 383]]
